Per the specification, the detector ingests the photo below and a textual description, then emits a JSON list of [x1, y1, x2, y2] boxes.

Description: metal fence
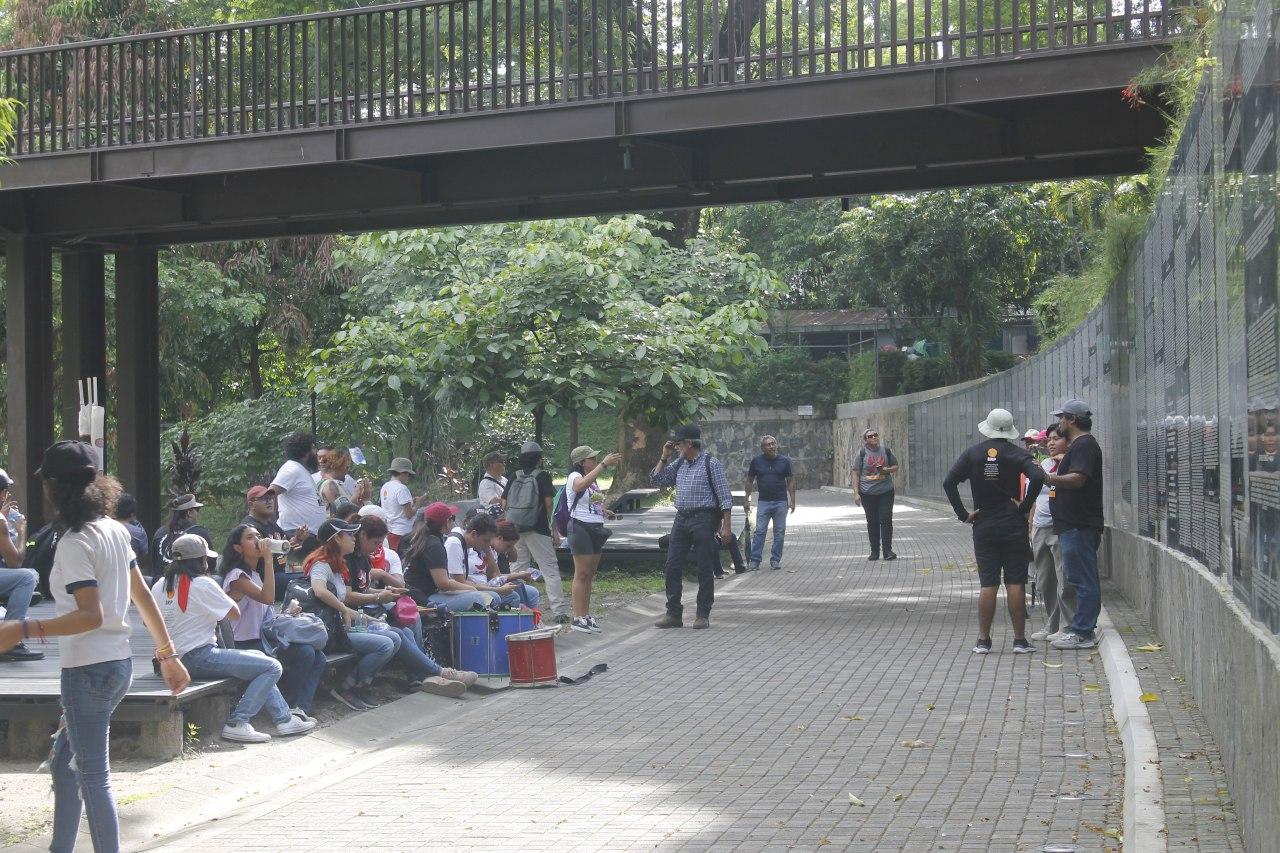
[[882, 0, 1280, 633], [0, 0, 1170, 156]]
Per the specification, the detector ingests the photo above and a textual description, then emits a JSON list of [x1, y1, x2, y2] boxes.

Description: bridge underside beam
[[0, 44, 1170, 246]]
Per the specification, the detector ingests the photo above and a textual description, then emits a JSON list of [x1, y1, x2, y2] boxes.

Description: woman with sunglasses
[[851, 428, 899, 560], [304, 518, 399, 711]]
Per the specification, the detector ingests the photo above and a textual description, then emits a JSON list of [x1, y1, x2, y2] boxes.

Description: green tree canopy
[[312, 216, 784, 440]]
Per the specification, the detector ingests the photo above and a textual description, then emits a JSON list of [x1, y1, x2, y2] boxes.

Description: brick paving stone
[[1104, 595, 1245, 851], [144, 491, 1214, 852]]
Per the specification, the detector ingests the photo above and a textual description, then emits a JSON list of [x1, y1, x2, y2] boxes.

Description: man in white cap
[[942, 408, 1045, 655]]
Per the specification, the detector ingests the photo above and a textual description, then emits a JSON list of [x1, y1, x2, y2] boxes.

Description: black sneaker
[[868, 554, 880, 561], [1012, 639, 1036, 654], [0, 643, 44, 662], [972, 638, 992, 655], [355, 686, 381, 708], [329, 686, 371, 711], [883, 551, 898, 561]]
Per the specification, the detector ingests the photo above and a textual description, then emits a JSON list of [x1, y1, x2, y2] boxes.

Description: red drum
[[506, 627, 559, 687]]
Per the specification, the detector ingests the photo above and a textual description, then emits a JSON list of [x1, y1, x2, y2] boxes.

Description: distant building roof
[[768, 308, 1035, 332], [768, 309, 888, 331]]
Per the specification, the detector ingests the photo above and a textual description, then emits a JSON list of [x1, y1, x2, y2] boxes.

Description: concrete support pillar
[[115, 247, 161, 535], [5, 238, 55, 529], [60, 249, 107, 445]]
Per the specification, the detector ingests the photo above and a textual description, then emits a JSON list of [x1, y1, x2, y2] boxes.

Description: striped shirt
[[650, 451, 733, 511]]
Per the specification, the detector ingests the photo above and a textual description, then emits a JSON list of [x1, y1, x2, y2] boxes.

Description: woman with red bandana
[[151, 533, 316, 744]]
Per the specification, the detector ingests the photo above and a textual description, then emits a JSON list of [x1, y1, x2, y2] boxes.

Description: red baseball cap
[[246, 485, 271, 505], [423, 501, 458, 527]]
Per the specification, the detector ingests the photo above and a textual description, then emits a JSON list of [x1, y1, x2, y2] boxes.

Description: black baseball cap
[[36, 441, 97, 481], [317, 517, 361, 543]]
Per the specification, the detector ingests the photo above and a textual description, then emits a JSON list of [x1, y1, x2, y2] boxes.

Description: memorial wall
[[848, 0, 1280, 635], [830, 10, 1280, 843]]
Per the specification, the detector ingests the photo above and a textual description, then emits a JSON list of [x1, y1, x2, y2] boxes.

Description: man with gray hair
[[943, 408, 1045, 655], [745, 435, 795, 570]]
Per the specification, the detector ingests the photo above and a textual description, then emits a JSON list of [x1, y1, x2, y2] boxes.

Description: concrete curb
[[1097, 606, 1167, 853]]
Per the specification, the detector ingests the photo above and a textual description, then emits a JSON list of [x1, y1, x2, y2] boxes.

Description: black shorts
[[973, 518, 1031, 588]]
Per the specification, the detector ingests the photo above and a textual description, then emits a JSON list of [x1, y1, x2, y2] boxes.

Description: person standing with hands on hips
[[942, 409, 1044, 655], [852, 428, 899, 560], [565, 446, 622, 635], [651, 425, 733, 630], [0, 441, 191, 853]]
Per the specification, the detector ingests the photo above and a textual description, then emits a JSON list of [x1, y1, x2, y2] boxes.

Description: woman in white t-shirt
[[564, 445, 622, 635], [221, 523, 327, 720], [152, 533, 316, 744], [0, 441, 190, 853]]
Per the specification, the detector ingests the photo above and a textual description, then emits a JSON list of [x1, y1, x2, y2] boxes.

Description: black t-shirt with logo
[[1053, 432, 1104, 533], [942, 438, 1044, 524]]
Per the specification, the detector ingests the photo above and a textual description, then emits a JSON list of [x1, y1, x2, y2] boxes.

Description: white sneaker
[[289, 707, 317, 723], [416, 676, 467, 698], [1051, 632, 1099, 650], [221, 722, 271, 743], [275, 716, 316, 736], [1046, 630, 1067, 643], [439, 667, 479, 687], [1030, 629, 1051, 641]]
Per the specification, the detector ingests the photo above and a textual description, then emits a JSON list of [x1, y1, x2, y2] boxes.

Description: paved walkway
[[126, 490, 1136, 852]]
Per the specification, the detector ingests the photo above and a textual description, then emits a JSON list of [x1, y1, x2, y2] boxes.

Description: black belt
[[676, 507, 720, 517]]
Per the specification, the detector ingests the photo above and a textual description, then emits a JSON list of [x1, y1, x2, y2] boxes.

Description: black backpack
[[27, 524, 60, 597]]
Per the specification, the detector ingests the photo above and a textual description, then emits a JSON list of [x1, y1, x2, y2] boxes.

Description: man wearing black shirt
[[1045, 399, 1105, 650], [943, 408, 1044, 655]]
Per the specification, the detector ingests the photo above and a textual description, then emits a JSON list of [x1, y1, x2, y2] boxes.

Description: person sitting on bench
[[221, 523, 326, 722], [152, 533, 317, 744]]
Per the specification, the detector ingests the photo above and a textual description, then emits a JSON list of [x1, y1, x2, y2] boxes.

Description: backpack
[[506, 470, 542, 530], [552, 484, 586, 538]]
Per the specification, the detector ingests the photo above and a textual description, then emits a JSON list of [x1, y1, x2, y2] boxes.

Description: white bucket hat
[[978, 408, 1021, 440]]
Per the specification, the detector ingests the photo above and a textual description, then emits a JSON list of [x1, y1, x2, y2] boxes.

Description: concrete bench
[[0, 603, 360, 759]]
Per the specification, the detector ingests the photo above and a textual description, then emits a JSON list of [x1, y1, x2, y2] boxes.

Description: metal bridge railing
[[0, 0, 1170, 157]]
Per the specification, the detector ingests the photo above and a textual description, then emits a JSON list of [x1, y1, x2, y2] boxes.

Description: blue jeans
[[0, 567, 38, 622], [428, 590, 499, 612], [51, 657, 132, 853], [181, 645, 290, 727], [345, 628, 398, 686], [750, 500, 789, 566], [237, 639, 327, 714], [493, 583, 540, 609], [382, 624, 442, 680], [1060, 527, 1103, 639]]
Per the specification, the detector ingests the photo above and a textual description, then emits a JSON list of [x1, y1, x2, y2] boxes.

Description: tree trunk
[[534, 404, 545, 445], [247, 323, 264, 399], [609, 414, 666, 496], [651, 209, 701, 248], [568, 406, 580, 450]]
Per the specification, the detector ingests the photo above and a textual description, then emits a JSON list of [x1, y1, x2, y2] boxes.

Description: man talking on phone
[[650, 425, 733, 630]]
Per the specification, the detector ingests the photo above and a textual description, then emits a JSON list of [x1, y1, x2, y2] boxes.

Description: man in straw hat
[[943, 408, 1045, 655]]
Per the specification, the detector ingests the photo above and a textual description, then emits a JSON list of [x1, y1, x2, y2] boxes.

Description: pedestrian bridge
[[0, 0, 1173, 244]]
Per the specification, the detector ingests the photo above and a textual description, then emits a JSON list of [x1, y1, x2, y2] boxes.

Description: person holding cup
[[220, 523, 326, 720], [565, 445, 622, 635]]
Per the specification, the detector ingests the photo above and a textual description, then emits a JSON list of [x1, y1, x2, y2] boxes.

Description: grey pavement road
[[132, 490, 1137, 852]]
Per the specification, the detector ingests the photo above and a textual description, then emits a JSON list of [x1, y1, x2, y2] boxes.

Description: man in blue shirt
[[745, 435, 795, 571], [650, 425, 733, 630]]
